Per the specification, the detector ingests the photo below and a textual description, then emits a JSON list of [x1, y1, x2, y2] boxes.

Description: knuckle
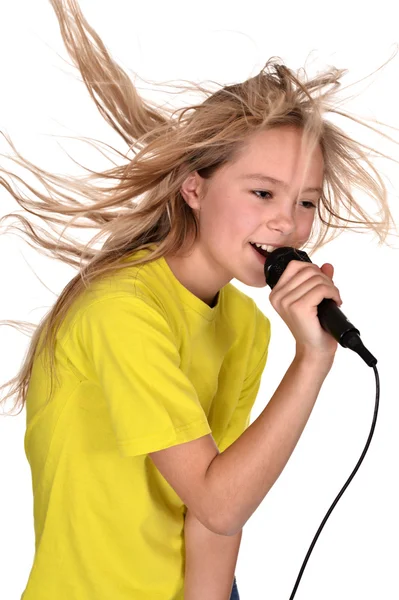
[[319, 282, 332, 293], [278, 261, 314, 284], [286, 260, 307, 274], [290, 298, 305, 312], [294, 261, 314, 271]]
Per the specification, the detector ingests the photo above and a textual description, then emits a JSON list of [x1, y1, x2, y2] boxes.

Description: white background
[[0, 1, 398, 599]]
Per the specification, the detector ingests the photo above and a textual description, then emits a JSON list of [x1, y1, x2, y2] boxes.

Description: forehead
[[229, 125, 324, 182]]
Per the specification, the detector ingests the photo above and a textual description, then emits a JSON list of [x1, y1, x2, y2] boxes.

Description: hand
[[268, 260, 342, 361]]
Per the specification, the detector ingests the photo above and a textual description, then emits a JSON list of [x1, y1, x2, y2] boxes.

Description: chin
[[251, 280, 268, 288], [234, 274, 268, 288]]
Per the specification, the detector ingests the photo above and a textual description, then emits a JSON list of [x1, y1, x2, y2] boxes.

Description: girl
[[0, 1, 397, 599]]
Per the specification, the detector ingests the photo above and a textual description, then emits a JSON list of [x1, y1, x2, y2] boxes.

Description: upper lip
[[251, 242, 285, 247]]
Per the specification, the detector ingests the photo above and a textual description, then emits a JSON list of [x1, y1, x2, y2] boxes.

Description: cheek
[[203, 203, 232, 234], [203, 195, 245, 233], [225, 206, 258, 238], [236, 205, 268, 235], [202, 192, 260, 240], [229, 198, 259, 225], [297, 214, 316, 241]]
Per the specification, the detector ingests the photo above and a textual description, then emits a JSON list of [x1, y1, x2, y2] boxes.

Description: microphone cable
[[261, 246, 380, 599], [288, 363, 380, 598]]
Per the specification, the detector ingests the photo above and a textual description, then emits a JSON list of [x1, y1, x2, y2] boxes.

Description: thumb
[[321, 263, 334, 280]]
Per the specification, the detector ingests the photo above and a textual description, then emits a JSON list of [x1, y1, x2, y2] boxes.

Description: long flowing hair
[[0, 0, 398, 415]]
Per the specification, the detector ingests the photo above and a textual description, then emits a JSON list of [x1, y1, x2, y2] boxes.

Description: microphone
[[264, 247, 377, 368]]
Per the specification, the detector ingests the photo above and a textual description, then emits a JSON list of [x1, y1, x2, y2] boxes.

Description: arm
[[184, 509, 242, 600], [206, 354, 333, 535]]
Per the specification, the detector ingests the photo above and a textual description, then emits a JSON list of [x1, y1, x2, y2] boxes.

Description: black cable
[[289, 364, 380, 599]]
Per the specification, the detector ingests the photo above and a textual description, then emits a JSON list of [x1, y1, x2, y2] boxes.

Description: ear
[[180, 171, 206, 212]]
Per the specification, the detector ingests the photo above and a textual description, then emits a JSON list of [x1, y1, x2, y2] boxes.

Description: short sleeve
[[217, 310, 271, 453], [74, 295, 212, 457]]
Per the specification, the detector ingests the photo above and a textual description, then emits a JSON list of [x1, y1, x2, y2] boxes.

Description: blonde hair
[[0, 0, 398, 416]]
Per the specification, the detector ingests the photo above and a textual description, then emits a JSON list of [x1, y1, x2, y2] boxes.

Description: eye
[[252, 190, 273, 200], [252, 191, 316, 209], [300, 201, 317, 209]]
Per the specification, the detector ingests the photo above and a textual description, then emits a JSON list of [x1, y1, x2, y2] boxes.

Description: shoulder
[[57, 265, 170, 343]]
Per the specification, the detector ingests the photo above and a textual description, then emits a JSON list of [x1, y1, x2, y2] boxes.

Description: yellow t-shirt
[[21, 245, 271, 600]]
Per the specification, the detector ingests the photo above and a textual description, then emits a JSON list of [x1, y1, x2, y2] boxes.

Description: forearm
[[206, 354, 333, 536], [184, 509, 241, 600]]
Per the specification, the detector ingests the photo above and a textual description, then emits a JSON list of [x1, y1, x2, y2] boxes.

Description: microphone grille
[[264, 247, 311, 289]]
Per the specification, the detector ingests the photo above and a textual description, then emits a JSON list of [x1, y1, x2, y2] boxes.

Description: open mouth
[[249, 242, 269, 258]]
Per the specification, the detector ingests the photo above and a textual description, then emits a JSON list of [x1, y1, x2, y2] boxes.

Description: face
[[168, 125, 324, 306]]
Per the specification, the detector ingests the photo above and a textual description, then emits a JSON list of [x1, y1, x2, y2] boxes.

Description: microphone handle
[[317, 299, 377, 367], [264, 247, 377, 367], [317, 298, 360, 346]]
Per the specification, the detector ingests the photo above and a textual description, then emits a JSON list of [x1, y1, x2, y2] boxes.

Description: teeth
[[253, 243, 276, 253]]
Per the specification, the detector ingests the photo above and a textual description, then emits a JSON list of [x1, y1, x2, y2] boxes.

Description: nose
[[266, 206, 296, 236]]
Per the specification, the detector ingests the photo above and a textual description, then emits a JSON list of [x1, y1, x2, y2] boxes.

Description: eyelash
[[252, 190, 317, 209]]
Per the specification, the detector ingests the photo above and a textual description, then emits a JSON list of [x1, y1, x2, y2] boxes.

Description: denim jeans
[[230, 575, 240, 600]]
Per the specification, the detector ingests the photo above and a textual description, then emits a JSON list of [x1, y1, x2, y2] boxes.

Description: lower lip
[[250, 243, 268, 265]]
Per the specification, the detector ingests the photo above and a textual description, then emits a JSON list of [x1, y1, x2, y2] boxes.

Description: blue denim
[[230, 575, 240, 600]]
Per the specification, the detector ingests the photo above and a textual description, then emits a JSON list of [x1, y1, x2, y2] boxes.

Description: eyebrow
[[240, 173, 323, 195]]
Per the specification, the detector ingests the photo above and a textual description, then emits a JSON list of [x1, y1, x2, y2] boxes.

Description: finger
[[285, 280, 342, 310], [320, 263, 334, 280], [270, 260, 319, 288], [270, 263, 325, 297], [272, 274, 342, 308]]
